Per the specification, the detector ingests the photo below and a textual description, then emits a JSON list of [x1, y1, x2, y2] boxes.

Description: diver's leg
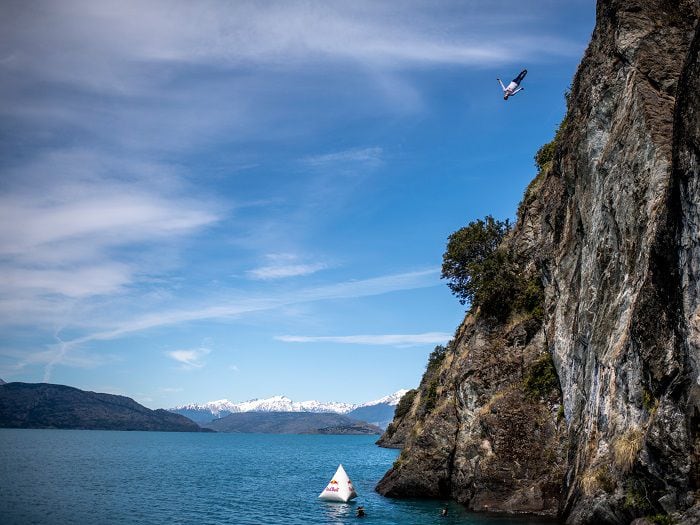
[[512, 69, 527, 84]]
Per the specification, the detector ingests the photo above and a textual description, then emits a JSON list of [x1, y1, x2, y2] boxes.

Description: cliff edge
[[376, 1, 700, 523]]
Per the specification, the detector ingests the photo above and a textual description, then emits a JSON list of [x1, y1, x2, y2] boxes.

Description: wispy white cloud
[[276, 332, 451, 346], [47, 268, 440, 350], [0, 150, 218, 261], [166, 347, 211, 369], [0, 265, 132, 298], [0, 345, 119, 378], [247, 253, 329, 280], [303, 147, 383, 169], [247, 263, 328, 280], [0, 148, 221, 330], [0, 1, 588, 152], [0, 1, 581, 95]]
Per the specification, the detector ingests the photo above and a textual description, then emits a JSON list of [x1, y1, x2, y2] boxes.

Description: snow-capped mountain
[[355, 389, 409, 408], [170, 390, 408, 427], [176, 395, 355, 417]]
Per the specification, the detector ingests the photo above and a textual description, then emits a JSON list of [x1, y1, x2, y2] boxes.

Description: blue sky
[[0, 0, 595, 407]]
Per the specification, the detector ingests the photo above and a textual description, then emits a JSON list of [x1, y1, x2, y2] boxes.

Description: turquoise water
[[0, 429, 556, 524]]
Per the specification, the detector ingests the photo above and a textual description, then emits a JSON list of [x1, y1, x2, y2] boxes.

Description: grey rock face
[[674, 16, 700, 525], [540, 2, 698, 522], [377, 1, 700, 523]]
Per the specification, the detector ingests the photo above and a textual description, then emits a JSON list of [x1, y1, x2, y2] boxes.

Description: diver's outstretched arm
[[512, 87, 524, 95], [497, 78, 506, 91]]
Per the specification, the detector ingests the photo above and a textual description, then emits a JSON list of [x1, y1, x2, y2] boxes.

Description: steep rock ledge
[[376, 1, 699, 523]]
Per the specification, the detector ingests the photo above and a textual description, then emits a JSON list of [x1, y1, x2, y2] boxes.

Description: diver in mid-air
[[498, 69, 527, 100]]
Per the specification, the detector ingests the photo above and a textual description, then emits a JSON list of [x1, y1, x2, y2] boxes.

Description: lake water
[[0, 429, 556, 524]]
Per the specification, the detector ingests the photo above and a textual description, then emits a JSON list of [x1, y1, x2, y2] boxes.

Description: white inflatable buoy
[[318, 464, 358, 502]]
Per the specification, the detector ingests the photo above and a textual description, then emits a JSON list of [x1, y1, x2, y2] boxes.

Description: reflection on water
[[320, 501, 356, 523]]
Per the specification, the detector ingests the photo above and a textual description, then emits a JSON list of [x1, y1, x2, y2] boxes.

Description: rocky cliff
[[376, 1, 700, 524]]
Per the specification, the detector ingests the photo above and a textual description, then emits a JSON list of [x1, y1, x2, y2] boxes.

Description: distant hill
[[173, 407, 221, 425], [0, 382, 208, 432], [0, 378, 5, 385], [170, 389, 409, 428], [345, 404, 396, 430], [203, 411, 382, 435]]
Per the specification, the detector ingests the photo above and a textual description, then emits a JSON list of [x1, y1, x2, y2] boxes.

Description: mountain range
[[170, 389, 408, 429]]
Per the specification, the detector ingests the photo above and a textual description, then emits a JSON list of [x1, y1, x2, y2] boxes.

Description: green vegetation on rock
[[517, 96, 569, 221], [441, 215, 510, 306], [423, 379, 439, 412], [648, 514, 675, 525], [441, 216, 544, 322], [394, 389, 417, 419], [523, 353, 559, 399], [623, 478, 653, 513], [534, 140, 557, 173], [426, 345, 448, 374], [533, 104, 569, 173]]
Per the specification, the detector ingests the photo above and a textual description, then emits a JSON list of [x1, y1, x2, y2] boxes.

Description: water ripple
[[0, 429, 556, 525]]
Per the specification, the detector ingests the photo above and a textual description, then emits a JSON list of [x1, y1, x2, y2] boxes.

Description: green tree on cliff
[[440, 216, 511, 310], [442, 215, 545, 321]]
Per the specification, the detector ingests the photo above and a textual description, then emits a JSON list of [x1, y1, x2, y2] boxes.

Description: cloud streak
[[247, 263, 328, 280], [303, 147, 383, 169], [0, 148, 221, 331], [276, 332, 451, 346], [166, 347, 211, 369], [49, 268, 440, 350], [1, 1, 583, 93], [246, 253, 329, 280]]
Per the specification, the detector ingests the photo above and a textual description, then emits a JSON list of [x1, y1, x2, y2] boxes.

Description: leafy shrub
[[468, 249, 520, 320], [394, 389, 417, 419], [535, 140, 557, 172], [423, 379, 439, 413], [426, 345, 448, 373], [441, 215, 511, 307], [534, 113, 569, 173], [524, 353, 559, 399], [512, 275, 545, 321], [441, 216, 544, 322]]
